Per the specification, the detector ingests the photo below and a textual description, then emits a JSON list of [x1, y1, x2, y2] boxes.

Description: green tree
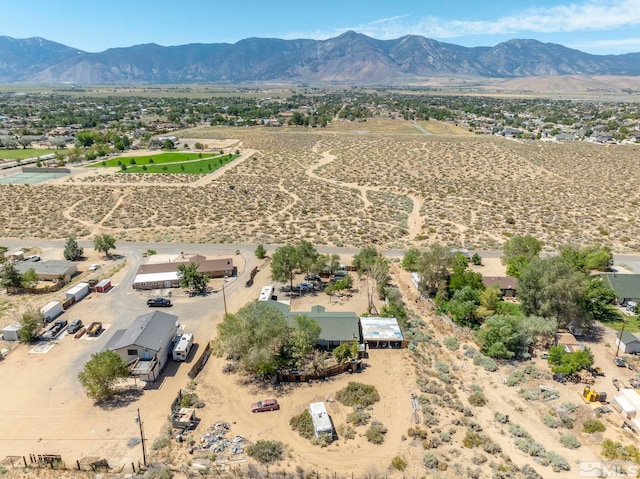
[[476, 315, 556, 359], [255, 243, 266, 259], [162, 139, 175, 149], [271, 244, 299, 292], [401, 248, 421, 271], [518, 256, 590, 330], [0, 245, 8, 263], [560, 244, 613, 272], [448, 286, 481, 324], [285, 315, 321, 369], [177, 262, 209, 294], [415, 244, 456, 298], [77, 350, 130, 401], [471, 252, 482, 266], [547, 345, 594, 375], [1, 262, 23, 289], [21, 268, 39, 289], [583, 277, 619, 322], [18, 307, 45, 343], [76, 131, 96, 148], [479, 284, 501, 315], [333, 340, 359, 364], [215, 301, 291, 376], [502, 235, 542, 278], [354, 247, 389, 314], [64, 236, 84, 261], [93, 234, 116, 258], [296, 240, 319, 275]]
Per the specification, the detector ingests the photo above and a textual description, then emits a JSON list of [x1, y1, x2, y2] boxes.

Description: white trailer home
[[309, 402, 333, 439], [40, 301, 63, 322], [172, 333, 194, 361]]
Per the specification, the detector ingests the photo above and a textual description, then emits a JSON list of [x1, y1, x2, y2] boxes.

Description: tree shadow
[[97, 387, 143, 410]]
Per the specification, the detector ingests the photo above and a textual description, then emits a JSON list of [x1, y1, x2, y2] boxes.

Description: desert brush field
[[1, 118, 640, 251]]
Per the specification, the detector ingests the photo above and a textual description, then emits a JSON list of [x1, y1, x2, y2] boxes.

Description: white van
[[172, 333, 194, 361]]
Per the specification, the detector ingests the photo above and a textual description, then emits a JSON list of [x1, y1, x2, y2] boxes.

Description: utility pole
[[136, 408, 147, 467], [614, 320, 626, 358], [222, 275, 228, 314]]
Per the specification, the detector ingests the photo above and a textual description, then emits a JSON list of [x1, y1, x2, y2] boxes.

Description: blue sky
[[1, 0, 639, 54]]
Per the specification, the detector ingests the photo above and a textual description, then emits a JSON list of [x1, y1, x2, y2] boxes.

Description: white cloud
[[569, 36, 640, 52], [285, 0, 640, 40]]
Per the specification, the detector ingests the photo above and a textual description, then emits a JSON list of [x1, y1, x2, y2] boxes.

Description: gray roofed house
[[599, 274, 640, 305], [297, 305, 360, 349], [265, 301, 360, 349], [109, 311, 178, 382], [15, 260, 77, 281]]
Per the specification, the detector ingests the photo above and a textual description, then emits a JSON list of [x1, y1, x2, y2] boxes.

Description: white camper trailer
[[172, 333, 194, 361], [309, 402, 333, 439], [259, 285, 274, 301]]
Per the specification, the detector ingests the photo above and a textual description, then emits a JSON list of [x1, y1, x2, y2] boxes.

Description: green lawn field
[[89, 152, 223, 168], [119, 154, 239, 174], [606, 312, 640, 333], [0, 149, 64, 160]]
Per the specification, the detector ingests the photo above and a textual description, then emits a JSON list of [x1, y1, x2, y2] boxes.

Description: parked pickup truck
[[42, 319, 68, 340], [147, 297, 172, 307]]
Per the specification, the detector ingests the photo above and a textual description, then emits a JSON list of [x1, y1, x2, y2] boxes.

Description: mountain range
[[1, 31, 639, 84]]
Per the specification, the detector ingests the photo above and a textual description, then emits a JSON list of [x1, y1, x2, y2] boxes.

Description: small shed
[[6, 250, 24, 261], [616, 330, 640, 354], [66, 282, 89, 302], [171, 408, 197, 428], [1, 324, 21, 342], [40, 301, 63, 322], [95, 278, 112, 293]]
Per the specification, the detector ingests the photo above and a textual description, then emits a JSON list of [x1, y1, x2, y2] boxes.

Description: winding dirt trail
[[308, 141, 424, 239]]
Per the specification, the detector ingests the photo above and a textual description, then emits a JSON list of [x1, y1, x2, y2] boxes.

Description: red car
[[251, 399, 279, 413]]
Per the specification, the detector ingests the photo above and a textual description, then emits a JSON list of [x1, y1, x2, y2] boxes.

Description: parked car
[[25, 255, 41, 262], [251, 399, 279, 413], [614, 357, 626, 367], [295, 282, 315, 292], [304, 274, 321, 282], [67, 319, 83, 334], [88, 263, 100, 271], [147, 297, 172, 307]]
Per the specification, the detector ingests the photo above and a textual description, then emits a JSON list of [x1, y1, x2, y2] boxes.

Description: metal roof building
[[360, 317, 406, 349]]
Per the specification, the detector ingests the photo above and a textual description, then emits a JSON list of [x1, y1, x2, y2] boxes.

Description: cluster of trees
[[404, 245, 488, 325], [270, 240, 341, 291], [214, 301, 323, 376], [404, 238, 617, 360]]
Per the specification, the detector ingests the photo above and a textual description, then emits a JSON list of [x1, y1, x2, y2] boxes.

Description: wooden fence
[[277, 360, 362, 383], [187, 343, 211, 379]]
